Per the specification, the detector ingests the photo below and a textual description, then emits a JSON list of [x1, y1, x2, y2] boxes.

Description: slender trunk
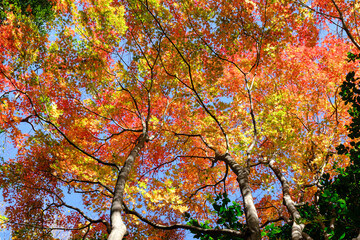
[[108, 134, 147, 240], [216, 153, 261, 240], [269, 159, 304, 240]]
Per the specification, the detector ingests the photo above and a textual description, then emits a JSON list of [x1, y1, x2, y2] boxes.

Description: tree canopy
[[1, 0, 360, 239], [0, 0, 54, 29]]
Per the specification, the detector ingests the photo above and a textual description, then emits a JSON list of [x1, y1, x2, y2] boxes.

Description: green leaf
[[338, 232, 346, 240]]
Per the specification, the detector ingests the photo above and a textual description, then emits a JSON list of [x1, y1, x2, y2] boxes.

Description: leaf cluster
[[262, 223, 291, 240], [186, 192, 244, 240], [293, 53, 360, 239], [0, 0, 54, 29], [186, 53, 360, 239], [258, 52, 360, 239]]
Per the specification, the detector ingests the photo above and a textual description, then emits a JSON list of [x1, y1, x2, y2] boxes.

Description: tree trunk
[[108, 134, 147, 240], [269, 159, 304, 240], [216, 153, 261, 240]]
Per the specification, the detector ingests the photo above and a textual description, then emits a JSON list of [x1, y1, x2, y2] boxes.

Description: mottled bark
[[269, 159, 304, 240], [108, 134, 147, 240], [216, 153, 261, 240]]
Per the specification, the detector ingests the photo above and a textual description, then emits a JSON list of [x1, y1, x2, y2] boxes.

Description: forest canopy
[[1, 0, 360, 239]]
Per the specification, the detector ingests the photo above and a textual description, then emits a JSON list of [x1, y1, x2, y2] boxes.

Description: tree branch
[[123, 203, 245, 238], [269, 158, 305, 240]]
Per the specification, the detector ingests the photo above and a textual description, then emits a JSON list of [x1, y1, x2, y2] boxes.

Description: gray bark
[[216, 153, 261, 240], [269, 159, 304, 240], [108, 134, 147, 240]]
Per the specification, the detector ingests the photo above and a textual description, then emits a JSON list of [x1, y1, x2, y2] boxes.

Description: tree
[[0, 0, 358, 239], [289, 53, 360, 240], [186, 53, 360, 240], [0, 0, 54, 29]]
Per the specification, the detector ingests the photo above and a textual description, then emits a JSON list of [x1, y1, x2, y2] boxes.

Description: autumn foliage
[[0, 0, 360, 239]]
